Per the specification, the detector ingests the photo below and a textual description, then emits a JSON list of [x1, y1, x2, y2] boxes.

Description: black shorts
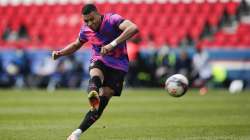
[[89, 60, 127, 96]]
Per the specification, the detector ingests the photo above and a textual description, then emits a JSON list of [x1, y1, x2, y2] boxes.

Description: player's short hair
[[82, 4, 97, 15]]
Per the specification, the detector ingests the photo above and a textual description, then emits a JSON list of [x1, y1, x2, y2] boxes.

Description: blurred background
[[0, 0, 249, 93]]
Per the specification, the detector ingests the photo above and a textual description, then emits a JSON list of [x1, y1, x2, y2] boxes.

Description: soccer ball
[[165, 74, 189, 97]]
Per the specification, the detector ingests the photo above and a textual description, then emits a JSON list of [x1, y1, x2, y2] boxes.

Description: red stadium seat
[[226, 1, 239, 15], [237, 24, 250, 33], [187, 2, 200, 14], [239, 35, 250, 47], [164, 3, 174, 14], [175, 2, 187, 14], [189, 25, 202, 41], [200, 2, 212, 15], [224, 34, 239, 47], [208, 14, 221, 27], [212, 2, 224, 14]]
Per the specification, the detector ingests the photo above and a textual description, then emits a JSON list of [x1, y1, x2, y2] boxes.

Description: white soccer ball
[[165, 74, 189, 97]]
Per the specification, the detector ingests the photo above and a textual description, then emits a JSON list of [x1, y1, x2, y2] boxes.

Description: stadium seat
[[226, 1, 239, 15]]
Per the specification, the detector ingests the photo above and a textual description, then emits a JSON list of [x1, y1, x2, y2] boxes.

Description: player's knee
[[87, 76, 102, 93], [89, 68, 104, 81]]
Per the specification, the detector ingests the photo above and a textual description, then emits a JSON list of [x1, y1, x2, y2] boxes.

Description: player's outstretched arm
[[52, 39, 84, 60], [101, 20, 138, 55]]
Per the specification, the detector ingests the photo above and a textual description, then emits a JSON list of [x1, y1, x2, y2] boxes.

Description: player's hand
[[51, 51, 62, 60], [100, 44, 114, 55]]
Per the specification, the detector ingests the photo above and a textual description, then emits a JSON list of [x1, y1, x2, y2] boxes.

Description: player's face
[[83, 11, 101, 31]]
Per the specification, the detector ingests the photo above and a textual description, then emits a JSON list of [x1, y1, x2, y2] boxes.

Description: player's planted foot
[[88, 90, 100, 111], [67, 129, 81, 140], [67, 134, 79, 140]]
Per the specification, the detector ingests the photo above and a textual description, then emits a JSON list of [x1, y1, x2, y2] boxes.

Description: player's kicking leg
[[67, 68, 111, 140], [67, 88, 113, 140], [87, 68, 104, 110]]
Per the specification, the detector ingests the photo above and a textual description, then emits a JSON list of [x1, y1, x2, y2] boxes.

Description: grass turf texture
[[0, 89, 250, 140]]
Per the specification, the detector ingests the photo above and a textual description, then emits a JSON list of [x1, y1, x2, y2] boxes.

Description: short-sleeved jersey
[[79, 13, 129, 72]]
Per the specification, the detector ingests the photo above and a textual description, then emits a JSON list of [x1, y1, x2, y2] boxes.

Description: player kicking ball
[[52, 4, 138, 140]]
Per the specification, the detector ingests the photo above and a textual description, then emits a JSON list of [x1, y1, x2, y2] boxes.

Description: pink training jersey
[[79, 13, 129, 72]]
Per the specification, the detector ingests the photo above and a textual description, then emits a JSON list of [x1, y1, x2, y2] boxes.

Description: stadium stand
[[0, 0, 250, 89], [0, 0, 244, 48]]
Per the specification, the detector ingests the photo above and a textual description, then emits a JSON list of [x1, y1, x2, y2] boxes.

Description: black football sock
[[78, 96, 109, 133], [87, 76, 102, 93], [97, 96, 109, 115]]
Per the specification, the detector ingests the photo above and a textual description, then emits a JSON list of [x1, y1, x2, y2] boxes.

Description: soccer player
[[52, 4, 138, 140]]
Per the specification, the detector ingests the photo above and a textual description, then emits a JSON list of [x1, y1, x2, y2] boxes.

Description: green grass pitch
[[0, 89, 250, 140]]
